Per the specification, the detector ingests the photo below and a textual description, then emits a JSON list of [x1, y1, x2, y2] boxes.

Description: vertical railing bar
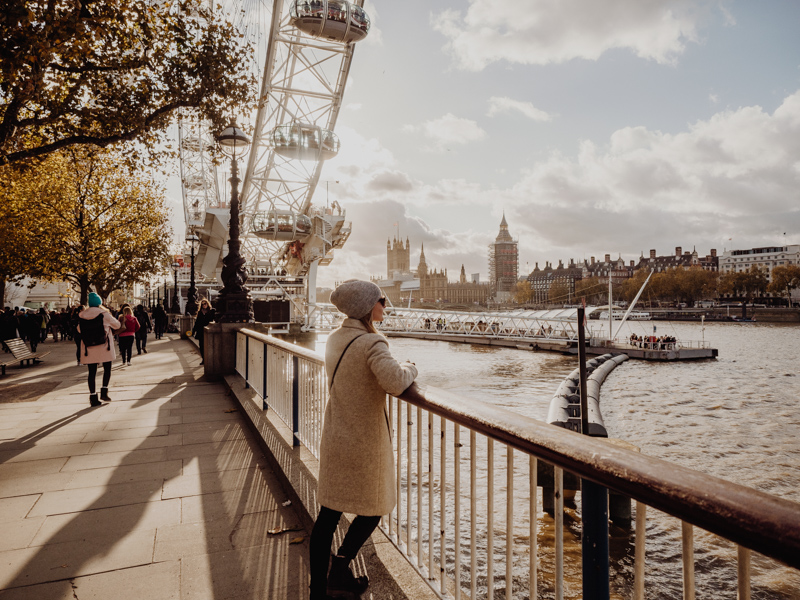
[[454, 424, 461, 600], [506, 446, 513, 600], [428, 410, 434, 581], [262, 340, 268, 410], [397, 397, 403, 548], [417, 406, 423, 569], [488, 438, 495, 598], [291, 355, 300, 447], [388, 396, 395, 540], [440, 417, 446, 594], [737, 545, 751, 600], [245, 335, 249, 387], [682, 521, 695, 600], [634, 502, 646, 600], [470, 431, 477, 598], [530, 456, 537, 599], [408, 401, 413, 559], [555, 466, 564, 600]]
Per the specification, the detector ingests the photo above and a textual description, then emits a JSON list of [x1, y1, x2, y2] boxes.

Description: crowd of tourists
[[1, 296, 216, 407], [629, 333, 677, 350]]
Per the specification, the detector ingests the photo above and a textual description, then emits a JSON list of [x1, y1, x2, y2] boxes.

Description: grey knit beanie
[[331, 279, 382, 319]]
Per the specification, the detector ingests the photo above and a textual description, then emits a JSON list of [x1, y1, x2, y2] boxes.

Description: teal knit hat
[[88, 293, 102, 307]]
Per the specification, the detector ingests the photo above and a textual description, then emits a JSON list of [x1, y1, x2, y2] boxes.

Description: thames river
[[376, 320, 800, 599]]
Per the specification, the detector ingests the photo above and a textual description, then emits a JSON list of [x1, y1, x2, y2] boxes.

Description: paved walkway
[[0, 334, 309, 599]]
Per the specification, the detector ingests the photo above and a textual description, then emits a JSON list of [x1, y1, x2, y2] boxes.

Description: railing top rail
[[239, 328, 324, 365], [400, 383, 800, 569]]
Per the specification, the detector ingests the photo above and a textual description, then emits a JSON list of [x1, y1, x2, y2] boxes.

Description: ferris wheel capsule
[[269, 123, 340, 161], [290, 0, 370, 43], [251, 210, 313, 241]]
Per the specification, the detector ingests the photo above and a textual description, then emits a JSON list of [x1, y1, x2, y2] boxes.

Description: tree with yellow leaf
[[0, 147, 172, 304], [0, 0, 256, 165]]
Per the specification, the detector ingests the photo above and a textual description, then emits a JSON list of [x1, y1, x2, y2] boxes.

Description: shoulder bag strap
[[329, 333, 366, 392]]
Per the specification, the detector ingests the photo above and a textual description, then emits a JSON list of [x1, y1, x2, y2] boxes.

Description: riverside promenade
[[0, 334, 310, 599]]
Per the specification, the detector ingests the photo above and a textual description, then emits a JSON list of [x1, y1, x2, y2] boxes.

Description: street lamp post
[[216, 120, 253, 323], [185, 234, 199, 315], [171, 263, 180, 314]]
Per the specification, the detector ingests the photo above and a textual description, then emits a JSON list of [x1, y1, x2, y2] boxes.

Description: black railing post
[[578, 306, 610, 599], [245, 336, 249, 389], [292, 355, 300, 446]]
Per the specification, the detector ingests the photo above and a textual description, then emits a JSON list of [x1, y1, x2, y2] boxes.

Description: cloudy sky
[[171, 1, 800, 288]]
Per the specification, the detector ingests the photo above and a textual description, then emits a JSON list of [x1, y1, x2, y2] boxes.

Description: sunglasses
[[378, 297, 386, 306]]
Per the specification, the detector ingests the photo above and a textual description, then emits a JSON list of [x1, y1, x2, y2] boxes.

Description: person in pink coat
[[78, 293, 121, 407], [117, 305, 140, 366]]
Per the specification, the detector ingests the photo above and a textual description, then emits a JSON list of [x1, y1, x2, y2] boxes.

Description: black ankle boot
[[90, 394, 101, 407], [326, 556, 368, 597], [100, 388, 111, 401]]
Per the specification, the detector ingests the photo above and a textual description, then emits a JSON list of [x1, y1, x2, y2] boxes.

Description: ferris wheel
[[178, 0, 370, 322]]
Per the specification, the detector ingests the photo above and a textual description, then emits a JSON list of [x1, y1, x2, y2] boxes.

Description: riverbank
[[647, 307, 800, 323]]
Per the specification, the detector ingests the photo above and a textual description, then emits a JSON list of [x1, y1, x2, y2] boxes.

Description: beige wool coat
[[318, 319, 418, 516]]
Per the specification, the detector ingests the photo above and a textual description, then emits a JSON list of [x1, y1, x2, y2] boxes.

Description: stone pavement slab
[[0, 334, 309, 599]]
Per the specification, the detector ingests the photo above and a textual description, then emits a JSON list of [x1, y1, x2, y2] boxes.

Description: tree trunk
[[79, 275, 91, 305]]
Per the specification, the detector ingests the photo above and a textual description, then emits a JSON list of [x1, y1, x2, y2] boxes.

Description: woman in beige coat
[[310, 280, 417, 600]]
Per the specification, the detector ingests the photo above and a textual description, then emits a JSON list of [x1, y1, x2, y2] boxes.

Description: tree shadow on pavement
[[1, 371, 310, 600]]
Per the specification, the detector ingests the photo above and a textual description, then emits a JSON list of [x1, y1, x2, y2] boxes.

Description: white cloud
[[504, 90, 800, 262], [433, 0, 709, 70], [407, 113, 487, 151], [318, 91, 800, 285], [487, 96, 552, 121]]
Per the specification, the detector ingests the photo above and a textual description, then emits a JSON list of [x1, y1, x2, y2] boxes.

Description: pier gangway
[[305, 304, 716, 359]]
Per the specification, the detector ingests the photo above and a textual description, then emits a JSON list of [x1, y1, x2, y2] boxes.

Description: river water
[[317, 321, 800, 598]]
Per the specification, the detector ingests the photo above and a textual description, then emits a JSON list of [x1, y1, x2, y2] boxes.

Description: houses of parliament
[[374, 216, 518, 306]]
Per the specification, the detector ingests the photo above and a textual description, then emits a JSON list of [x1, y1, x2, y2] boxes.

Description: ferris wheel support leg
[[305, 260, 320, 330]]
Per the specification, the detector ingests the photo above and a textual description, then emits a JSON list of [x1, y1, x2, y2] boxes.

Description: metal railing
[[235, 329, 800, 599]]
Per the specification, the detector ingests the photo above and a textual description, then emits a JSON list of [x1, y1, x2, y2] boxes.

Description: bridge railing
[[235, 329, 800, 599]]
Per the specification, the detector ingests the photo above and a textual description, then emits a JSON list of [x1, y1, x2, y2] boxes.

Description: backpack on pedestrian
[[81, 314, 109, 355]]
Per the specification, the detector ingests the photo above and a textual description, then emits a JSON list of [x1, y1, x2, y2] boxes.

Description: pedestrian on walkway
[[24, 310, 41, 352], [309, 280, 418, 600], [134, 305, 151, 354], [153, 302, 167, 339], [117, 306, 140, 366], [79, 293, 120, 407], [192, 298, 215, 364], [70, 305, 84, 366]]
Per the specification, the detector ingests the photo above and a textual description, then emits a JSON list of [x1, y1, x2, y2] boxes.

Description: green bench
[[1, 338, 51, 375]]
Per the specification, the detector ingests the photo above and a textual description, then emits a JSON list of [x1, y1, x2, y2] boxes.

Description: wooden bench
[[1, 338, 51, 375]]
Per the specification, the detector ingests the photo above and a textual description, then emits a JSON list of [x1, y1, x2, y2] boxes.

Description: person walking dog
[[78, 293, 121, 407], [309, 280, 418, 600]]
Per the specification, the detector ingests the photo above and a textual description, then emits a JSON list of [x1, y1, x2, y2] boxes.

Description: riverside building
[[488, 213, 519, 302]]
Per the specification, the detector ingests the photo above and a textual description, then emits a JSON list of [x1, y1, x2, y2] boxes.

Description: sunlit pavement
[[0, 334, 308, 599]]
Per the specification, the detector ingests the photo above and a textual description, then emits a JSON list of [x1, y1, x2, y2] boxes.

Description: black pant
[[135, 334, 147, 353], [87, 361, 112, 393], [119, 336, 134, 362], [309, 506, 380, 598], [74, 336, 81, 363]]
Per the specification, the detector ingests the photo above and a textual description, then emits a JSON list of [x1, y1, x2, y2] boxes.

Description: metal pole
[[217, 153, 254, 322], [578, 307, 610, 599], [186, 239, 198, 315], [172, 266, 179, 313], [578, 307, 589, 436]]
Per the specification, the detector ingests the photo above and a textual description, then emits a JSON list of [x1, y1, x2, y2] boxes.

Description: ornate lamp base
[[216, 291, 254, 323]]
